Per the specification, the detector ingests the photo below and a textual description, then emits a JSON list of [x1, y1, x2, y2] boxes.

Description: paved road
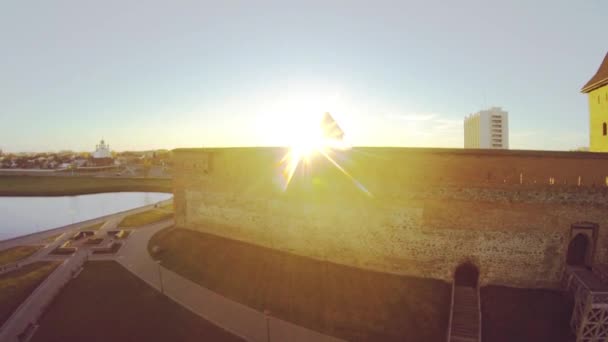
[[117, 221, 345, 342], [0, 199, 172, 340], [95, 216, 123, 236], [0, 250, 88, 342], [116, 220, 172, 289], [2, 202, 344, 342]]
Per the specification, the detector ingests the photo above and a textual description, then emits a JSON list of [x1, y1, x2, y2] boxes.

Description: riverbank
[[0, 198, 172, 248], [0, 176, 171, 196]]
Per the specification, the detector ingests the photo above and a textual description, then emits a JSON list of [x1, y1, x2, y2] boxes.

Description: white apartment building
[[464, 107, 509, 149]]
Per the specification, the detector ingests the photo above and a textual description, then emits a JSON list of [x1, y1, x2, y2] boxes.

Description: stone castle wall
[[172, 147, 608, 288]]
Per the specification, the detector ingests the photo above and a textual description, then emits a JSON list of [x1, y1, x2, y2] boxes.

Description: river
[[0, 192, 172, 240]]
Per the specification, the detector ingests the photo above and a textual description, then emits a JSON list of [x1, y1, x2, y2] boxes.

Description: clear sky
[[1, 0, 606, 152]]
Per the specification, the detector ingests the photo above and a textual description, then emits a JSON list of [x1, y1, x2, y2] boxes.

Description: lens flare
[[277, 112, 372, 197]]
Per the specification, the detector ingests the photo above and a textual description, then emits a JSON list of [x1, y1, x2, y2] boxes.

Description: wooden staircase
[[448, 285, 481, 342]]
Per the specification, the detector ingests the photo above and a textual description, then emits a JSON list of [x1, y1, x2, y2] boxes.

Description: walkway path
[[0, 199, 172, 341], [2, 199, 345, 342], [0, 250, 88, 342], [117, 222, 345, 342], [449, 285, 481, 342], [94, 216, 122, 237], [0, 212, 126, 274]]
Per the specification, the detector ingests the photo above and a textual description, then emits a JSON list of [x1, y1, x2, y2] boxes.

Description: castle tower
[[582, 52, 608, 152]]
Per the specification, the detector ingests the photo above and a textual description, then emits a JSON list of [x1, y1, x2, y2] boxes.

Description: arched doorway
[[454, 262, 479, 287], [566, 233, 589, 266]]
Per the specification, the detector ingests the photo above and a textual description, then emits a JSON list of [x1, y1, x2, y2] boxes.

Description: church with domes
[[90, 139, 114, 166]]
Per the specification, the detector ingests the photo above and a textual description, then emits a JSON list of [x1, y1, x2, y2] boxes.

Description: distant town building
[[92, 139, 111, 159], [464, 107, 509, 149], [90, 139, 113, 166], [582, 52, 608, 152]]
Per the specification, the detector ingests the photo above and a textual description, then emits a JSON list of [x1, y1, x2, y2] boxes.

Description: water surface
[[0, 192, 172, 240]]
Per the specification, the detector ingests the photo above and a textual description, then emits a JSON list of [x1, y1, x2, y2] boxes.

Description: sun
[[289, 115, 326, 157], [276, 109, 351, 192], [278, 112, 325, 186], [260, 88, 363, 192], [261, 87, 345, 147]]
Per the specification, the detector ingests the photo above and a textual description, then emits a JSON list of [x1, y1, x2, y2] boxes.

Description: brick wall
[[172, 147, 608, 288]]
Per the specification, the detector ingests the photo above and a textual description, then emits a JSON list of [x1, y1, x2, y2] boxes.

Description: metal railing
[[477, 285, 482, 341], [446, 281, 455, 342]]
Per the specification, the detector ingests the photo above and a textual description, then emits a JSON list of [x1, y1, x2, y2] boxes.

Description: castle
[[173, 147, 608, 288], [171, 52, 608, 341]]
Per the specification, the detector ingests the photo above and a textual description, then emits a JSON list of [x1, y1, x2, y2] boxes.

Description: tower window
[[604, 122, 607, 136]]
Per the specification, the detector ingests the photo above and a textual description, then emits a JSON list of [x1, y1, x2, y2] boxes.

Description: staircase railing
[[446, 281, 455, 342], [563, 266, 608, 341], [477, 285, 482, 341]]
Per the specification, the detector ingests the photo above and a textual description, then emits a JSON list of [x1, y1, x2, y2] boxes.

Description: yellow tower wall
[[589, 85, 608, 152]]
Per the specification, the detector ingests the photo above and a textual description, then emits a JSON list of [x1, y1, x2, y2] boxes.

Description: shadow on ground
[[32, 261, 242, 342], [481, 285, 575, 342], [150, 227, 451, 342]]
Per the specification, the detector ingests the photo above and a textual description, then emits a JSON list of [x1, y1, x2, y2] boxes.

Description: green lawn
[[0, 261, 60, 326], [32, 261, 242, 342], [119, 208, 174, 228], [42, 234, 62, 244], [0, 245, 42, 266], [0, 175, 171, 196], [158, 203, 173, 210], [80, 222, 105, 231], [149, 227, 451, 342], [481, 285, 575, 342]]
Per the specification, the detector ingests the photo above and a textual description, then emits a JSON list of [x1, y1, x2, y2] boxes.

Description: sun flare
[[278, 110, 352, 191], [262, 88, 368, 195], [289, 114, 326, 158]]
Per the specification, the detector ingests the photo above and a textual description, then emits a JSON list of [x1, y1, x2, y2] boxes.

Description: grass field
[[0, 245, 42, 266], [149, 227, 451, 342], [158, 203, 173, 210], [0, 261, 60, 326], [31, 261, 242, 342], [0, 175, 171, 196], [481, 285, 575, 342], [42, 234, 62, 244], [80, 222, 105, 231], [119, 207, 174, 228]]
